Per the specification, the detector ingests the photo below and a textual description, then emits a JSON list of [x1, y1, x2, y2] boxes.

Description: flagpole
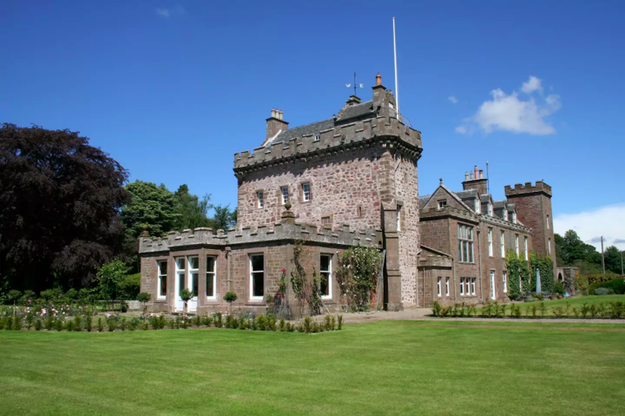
[[393, 17, 400, 121]]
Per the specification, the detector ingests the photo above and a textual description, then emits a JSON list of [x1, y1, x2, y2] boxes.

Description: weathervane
[[345, 72, 364, 96]]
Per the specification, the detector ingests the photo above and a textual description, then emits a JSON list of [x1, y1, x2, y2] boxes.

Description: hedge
[[589, 279, 625, 295]]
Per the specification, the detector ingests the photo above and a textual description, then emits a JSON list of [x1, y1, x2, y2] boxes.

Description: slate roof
[[419, 195, 431, 209], [264, 99, 377, 147]]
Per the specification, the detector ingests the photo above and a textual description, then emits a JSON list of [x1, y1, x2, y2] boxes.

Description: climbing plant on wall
[[505, 252, 530, 301], [335, 247, 382, 311], [530, 253, 555, 295]]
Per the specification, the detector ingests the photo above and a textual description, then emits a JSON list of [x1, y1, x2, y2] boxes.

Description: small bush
[[594, 288, 612, 296], [34, 319, 42, 331], [223, 292, 238, 303], [554, 282, 566, 296], [214, 313, 223, 328], [337, 315, 343, 330], [589, 278, 625, 295], [552, 306, 565, 318], [303, 316, 312, 333], [432, 301, 442, 317], [97, 317, 105, 332]]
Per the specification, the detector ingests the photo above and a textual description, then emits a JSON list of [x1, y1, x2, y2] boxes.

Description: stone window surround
[[319, 249, 335, 301], [503, 270, 508, 293], [256, 190, 264, 209], [459, 277, 476, 296], [280, 186, 289, 205], [249, 252, 265, 302]]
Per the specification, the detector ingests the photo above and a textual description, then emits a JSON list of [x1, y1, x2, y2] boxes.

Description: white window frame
[[500, 231, 505, 258], [471, 278, 476, 295], [206, 256, 217, 299], [249, 254, 264, 301], [474, 199, 481, 213], [512, 211, 517, 224], [487, 203, 493, 216], [280, 186, 289, 205], [546, 214, 550, 229], [524, 236, 529, 261], [320, 254, 332, 300], [460, 278, 465, 296], [302, 183, 311, 202], [445, 277, 450, 296], [397, 204, 402, 231], [175, 257, 186, 298], [488, 228, 493, 257], [256, 191, 263, 209], [465, 279, 471, 296], [515, 234, 520, 257], [504, 209, 509, 221], [490, 271, 496, 300], [187, 256, 199, 298], [548, 238, 552, 255], [157, 260, 167, 300], [503, 271, 508, 293], [437, 277, 442, 297]]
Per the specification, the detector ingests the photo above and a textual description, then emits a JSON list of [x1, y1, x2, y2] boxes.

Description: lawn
[[1, 321, 625, 415]]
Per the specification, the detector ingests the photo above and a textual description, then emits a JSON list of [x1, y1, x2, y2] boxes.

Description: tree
[[121, 180, 180, 239], [174, 184, 211, 230], [556, 230, 602, 266], [95, 260, 130, 301], [0, 124, 129, 292], [604, 246, 623, 275], [209, 204, 237, 230]]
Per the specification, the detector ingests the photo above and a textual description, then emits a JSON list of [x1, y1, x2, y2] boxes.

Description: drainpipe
[[478, 228, 483, 301], [226, 246, 232, 292]]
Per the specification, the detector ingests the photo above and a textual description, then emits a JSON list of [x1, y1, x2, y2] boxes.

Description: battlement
[[504, 181, 552, 197], [139, 223, 380, 254], [233, 116, 422, 176]]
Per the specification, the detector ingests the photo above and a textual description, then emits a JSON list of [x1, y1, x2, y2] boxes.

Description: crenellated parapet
[[233, 116, 422, 178], [504, 181, 552, 197], [139, 223, 380, 254]]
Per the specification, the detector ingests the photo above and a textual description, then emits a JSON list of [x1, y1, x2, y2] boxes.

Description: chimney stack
[[463, 165, 489, 195], [266, 108, 289, 141], [372, 73, 387, 112]]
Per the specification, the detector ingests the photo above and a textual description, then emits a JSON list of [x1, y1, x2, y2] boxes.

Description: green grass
[[2, 321, 625, 415]]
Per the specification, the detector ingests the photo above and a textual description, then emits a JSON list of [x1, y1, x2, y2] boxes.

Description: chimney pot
[[479, 170, 484, 179], [376, 73, 382, 86], [470, 172, 474, 180], [465, 172, 469, 181]]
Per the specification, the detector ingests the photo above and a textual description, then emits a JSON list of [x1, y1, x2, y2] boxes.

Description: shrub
[[337, 315, 343, 330], [54, 319, 63, 331], [214, 312, 223, 328], [120, 318, 128, 331], [223, 292, 238, 303], [432, 301, 442, 317], [589, 279, 625, 295], [73, 316, 82, 331], [609, 302, 624, 319], [193, 315, 201, 327], [129, 317, 140, 331], [239, 317, 247, 330], [538, 302, 546, 317], [255, 314, 267, 331], [554, 282, 565, 296], [202, 315, 213, 327], [34, 319, 42, 331], [594, 288, 611, 296], [303, 316, 313, 333], [96, 317, 104, 332], [11, 316, 22, 330], [552, 306, 565, 318]]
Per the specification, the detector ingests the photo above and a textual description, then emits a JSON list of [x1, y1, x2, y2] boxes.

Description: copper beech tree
[[0, 123, 130, 292]]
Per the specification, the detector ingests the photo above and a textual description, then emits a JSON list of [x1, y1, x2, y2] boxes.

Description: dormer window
[[314, 133, 321, 142], [504, 209, 509, 221], [474, 199, 481, 213], [438, 200, 447, 209], [512, 211, 517, 224], [487, 203, 493, 216]]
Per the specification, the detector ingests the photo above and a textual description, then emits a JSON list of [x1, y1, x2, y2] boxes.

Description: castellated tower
[[504, 181, 555, 260], [233, 74, 423, 310]]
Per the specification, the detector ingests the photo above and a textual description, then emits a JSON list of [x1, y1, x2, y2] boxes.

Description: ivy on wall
[[505, 252, 530, 301], [530, 253, 555, 294], [335, 247, 382, 311]]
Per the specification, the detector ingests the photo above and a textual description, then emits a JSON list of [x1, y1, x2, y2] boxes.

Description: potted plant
[[224, 292, 238, 314], [180, 289, 194, 314]]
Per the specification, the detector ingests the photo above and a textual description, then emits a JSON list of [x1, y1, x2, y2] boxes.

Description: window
[[256, 191, 263, 208], [457, 224, 474, 263], [515, 234, 520, 256], [471, 278, 476, 295], [488, 228, 493, 256], [437, 277, 442, 297], [504, 209, 509, 221], [320, 254, 332, 299], [460, 278, 465, 296], [206, 256, 216, 298], [175, 257, 186, 297], [487, 203, 493, 216], [357, 206, 363, 218], [474, 199, 481, 214], [512, 211, 517, 224], [445, 277, 450, 296], [280, 186, 289, 205], [438, 200, 447, 209], [157, 261, 167, 299], [500, 231, 505, 258], [546, 214, 550, 229], [302, 183, 311, 202], [397, 204, 402, 231], [465, 279, 471, 296], [548, 238, 552, 255], [490, 271, 496, 300], [188, 256, 199, 297], [250, 254, 264, 300], [503, 271, 508, 293], [321, 215, 332, 228], [524, 236, 529, 261], [314, 133, 321, 142]]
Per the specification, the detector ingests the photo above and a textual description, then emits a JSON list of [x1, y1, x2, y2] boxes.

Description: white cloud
[[455, 76, 561, 135], [554, 203, 625, 251], [448, 96, 458, 104], [522, 76, 542, 94], [156, 5, 185, 18]]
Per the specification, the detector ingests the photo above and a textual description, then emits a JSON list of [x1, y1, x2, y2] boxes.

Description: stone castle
[[139, 73, 556, 314]]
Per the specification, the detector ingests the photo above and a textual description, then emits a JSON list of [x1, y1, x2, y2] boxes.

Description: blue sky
[[1, 1, 624, 249]]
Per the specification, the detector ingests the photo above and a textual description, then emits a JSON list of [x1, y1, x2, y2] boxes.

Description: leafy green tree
[[604, 246, 623, 274], [556, 230, 602, 266], [95, 260, 130, 300], [209, 204, 237, 230], [0, 124, 129, 292], [174, 184, 211, 230], [121, 180, 180, 239]]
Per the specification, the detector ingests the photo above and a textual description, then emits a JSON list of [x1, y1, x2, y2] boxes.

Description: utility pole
[[601, 236, 605, 274], [621, 250, 624, 275]]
